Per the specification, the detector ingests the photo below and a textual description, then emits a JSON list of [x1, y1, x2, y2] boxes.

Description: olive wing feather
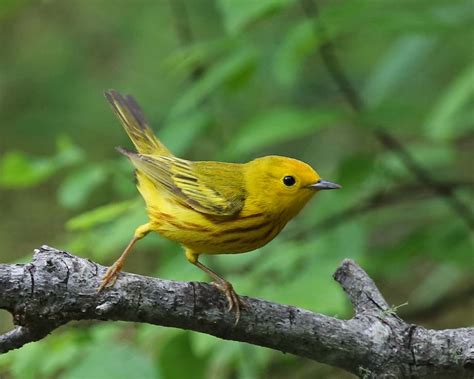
[[119, 149, 245, 216]]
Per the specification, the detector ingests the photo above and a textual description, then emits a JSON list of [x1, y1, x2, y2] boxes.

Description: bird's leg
[[98, 237, 138, 291], [185, 249, 246, 324], [98, 223, 150, 292]]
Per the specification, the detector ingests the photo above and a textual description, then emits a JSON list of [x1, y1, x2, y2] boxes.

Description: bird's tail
[[104, 90, 172, 156]]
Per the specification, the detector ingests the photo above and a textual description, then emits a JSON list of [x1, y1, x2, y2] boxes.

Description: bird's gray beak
[[309, 179, 342, 190]]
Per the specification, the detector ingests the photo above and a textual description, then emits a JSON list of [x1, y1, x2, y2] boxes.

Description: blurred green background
[[0, 0, 473, 378]]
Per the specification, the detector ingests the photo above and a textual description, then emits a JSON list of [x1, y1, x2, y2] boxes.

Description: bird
[[98, 90, 341, 323]]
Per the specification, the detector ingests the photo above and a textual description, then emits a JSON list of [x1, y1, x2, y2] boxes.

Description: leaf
[[0, 151, 51, 188], [425, 63, 474, 140], [363, 35, 436, 107], [57, 164, 107, 209], [0, 136, 84, 188], [170, 48, 257, 117], [216, 0, 294, 34], [223, 107, 343, 158], [66, 199, 138, 231], [61, 342, 159, 379], [273, 20, 320, 86], [55, 135, 85, 165]]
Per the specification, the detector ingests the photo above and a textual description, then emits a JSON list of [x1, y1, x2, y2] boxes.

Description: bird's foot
[[98, 262, 123, 292], [211, 280, 247, 325]]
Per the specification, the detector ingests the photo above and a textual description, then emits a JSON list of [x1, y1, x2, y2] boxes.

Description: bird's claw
[[211, 281, 246, 325], [98, 263, 122, 292]]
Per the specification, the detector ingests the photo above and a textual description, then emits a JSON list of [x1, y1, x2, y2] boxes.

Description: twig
[[0, 325, 58, 354], [300, 0, 474, 230], [0, 246, 473, 377]]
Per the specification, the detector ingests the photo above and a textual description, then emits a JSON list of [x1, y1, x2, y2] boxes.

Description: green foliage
[[273, 20, 320, 87], [362, 35, 436, 107], [1, 0, 472, 378], [425, 63, 474, 140], [0, 137, 83, 188], [170, 47, 257, 117], [161, 111, 211, 156], [380, 142, 456, 178], [58, 164, 108, 209], [217, 0, 294, 34], [159, 333, 205, 379], [1, 325, 159, 379], [66, 199, 139, 231], [223, 107, 343, 159], [61, 342, 159, 379]]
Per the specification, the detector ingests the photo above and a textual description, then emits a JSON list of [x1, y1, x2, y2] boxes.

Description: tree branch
[[300, 0, 474, 230], [1, 246, 472, 377]]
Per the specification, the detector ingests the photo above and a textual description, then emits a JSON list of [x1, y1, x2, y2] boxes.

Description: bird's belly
[[149, 207, 285, 255]]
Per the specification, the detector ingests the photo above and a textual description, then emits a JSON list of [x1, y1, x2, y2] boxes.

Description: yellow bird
[[99, 90, 341, 322]]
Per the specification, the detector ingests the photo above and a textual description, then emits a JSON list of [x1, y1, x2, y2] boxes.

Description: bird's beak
[[308, 179, 342, 190]]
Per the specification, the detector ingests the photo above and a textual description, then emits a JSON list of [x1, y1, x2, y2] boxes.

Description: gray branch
[[1, 246, 472, 377]]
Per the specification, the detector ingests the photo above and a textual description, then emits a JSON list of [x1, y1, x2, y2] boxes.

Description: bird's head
[[246, 156, 341, 218]]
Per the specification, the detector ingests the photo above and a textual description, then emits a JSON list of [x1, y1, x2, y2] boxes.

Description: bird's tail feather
[[105, 90, 172, 156]]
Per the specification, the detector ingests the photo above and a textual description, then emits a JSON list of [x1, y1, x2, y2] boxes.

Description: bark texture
[[0, 246, 472, 378]]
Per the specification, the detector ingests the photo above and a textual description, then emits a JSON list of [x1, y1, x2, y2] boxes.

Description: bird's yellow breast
[[137, 173, 287, 254]]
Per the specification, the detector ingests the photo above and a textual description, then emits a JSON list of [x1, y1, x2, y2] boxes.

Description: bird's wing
[[119, 149, 244, 216]]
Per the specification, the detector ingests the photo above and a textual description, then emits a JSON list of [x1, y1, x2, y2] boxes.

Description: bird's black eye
[[283, 176, 296, 186]]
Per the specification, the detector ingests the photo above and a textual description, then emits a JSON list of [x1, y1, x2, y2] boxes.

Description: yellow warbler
[[99, 90, 341, 321]]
